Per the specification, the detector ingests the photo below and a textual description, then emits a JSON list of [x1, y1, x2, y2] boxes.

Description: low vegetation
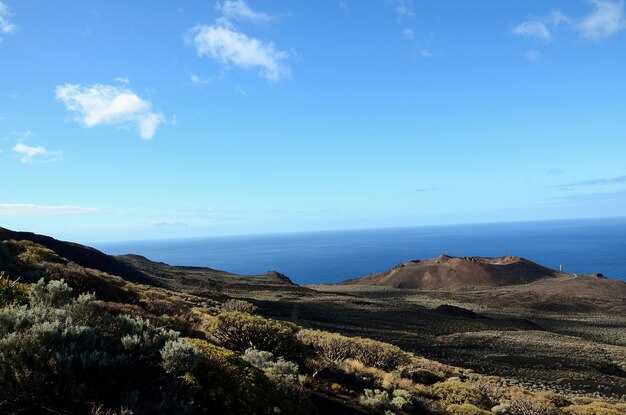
[[0, 238, 624, 414]]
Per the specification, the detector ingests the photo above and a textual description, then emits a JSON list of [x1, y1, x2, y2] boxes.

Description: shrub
[[221, 299, 258, 314], [562, 402, 625, 415], [30, 277, 73, 307], [359, 389, 392, 413], [243, 348, 301, 382], [179, 338, 307, 414], [0, 279, 176, 414], [38, 261, 139, 303], [535, 391, 571, 408], [209, 311, 300, 357], [430, 380, 489, 408], [298, 329, 409, 371], [504, 389, 559, 415], [160, 339, 202, 375], [446, 403, 492, 415], [469, 376, 508, 405], [404, 368, 443, 385], [298, 329, 354, 363], [359, 388, 415, 413], [242, 347, 275, 369], [0, 273, 29, 307], [3, 240, 65, 266], [407, 357, 459, 378], [354, 337, 410, 371]]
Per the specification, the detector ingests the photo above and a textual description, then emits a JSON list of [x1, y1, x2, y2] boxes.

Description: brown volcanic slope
[[342, 254, 573, 290]]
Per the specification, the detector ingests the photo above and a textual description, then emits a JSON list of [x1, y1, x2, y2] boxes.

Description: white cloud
[[390, 0, 414, 21], [55, 83, 165, 139], [215, 0, 274, 24], [402, 28, 415, 40], [419, 48, 432, 58], [551, 10, 572, 26], [190, 74, 210, 86], [578, 0, 626, 39], [12, 143, 62, 163], [233, 85, 246, 95], [189, 23, 290, 82], [514, 2, 625, 44], [512, 21, 551, 41], [0, 1, 16, 35], [0, 204, 98, 217], [114, 76, 130, 84], [525, 50, 541, 61]]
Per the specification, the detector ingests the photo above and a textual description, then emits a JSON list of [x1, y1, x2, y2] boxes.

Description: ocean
[[93, 218, 626, 285]]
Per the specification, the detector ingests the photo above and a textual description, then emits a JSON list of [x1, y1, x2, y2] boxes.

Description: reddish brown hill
[[341, 254, 569, 290]]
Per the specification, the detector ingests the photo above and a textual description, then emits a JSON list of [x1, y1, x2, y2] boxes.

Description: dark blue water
[[93, 218, 626, 284]]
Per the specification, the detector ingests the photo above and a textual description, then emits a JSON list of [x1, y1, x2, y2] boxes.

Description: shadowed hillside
[[0, 227, 156, 286]]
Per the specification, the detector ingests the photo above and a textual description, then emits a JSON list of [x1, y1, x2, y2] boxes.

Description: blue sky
[[1, 0, 626, 242]]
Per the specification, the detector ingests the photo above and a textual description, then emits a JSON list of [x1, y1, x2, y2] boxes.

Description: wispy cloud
[[188, 22, 291, 82], [114, 76, 130, 84], [578, 0, 626, 39], [233, 85, 246, 95], [418, 48, 432, 58], [55, 83, 165, 140], [555, 174, 626, 189], [190, 74, 210, 86], [389, 0, 414, 21], [514, 1, 626, 43], [512, 21, 551, 41], [402, 28, 414, 40], [525, 50, 541, 61], [0, 204, 98, 217], [12, 143, 62, 163], [215, 0, 274, 24], [0, 1, 16, 35]]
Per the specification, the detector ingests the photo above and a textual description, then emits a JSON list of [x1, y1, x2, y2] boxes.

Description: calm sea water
[[93, 218, 626, 285]]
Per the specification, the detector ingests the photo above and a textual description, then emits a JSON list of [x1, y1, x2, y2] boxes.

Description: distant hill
[[341, 254, 571, 290]]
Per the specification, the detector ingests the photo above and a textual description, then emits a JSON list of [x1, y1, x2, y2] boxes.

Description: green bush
[[430, 380, 489, 408], [178, 338, 308, 414], [358, 388, 415, 414], [161, 339, 202, 375], [447, 403, 492, 415], [209, 311, 300, 357], [0, 274, 29, 307], [30, 277, 74, 307], [562, 402, 624, 415], [243, 348, 300, 382], [221, 298, 258, 314], [504, 389, 559, 415], [0, 279, 177, 414], [297, 329, 409, 371], [3, 240, 65, 266], [359, 389, 392, 413]]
